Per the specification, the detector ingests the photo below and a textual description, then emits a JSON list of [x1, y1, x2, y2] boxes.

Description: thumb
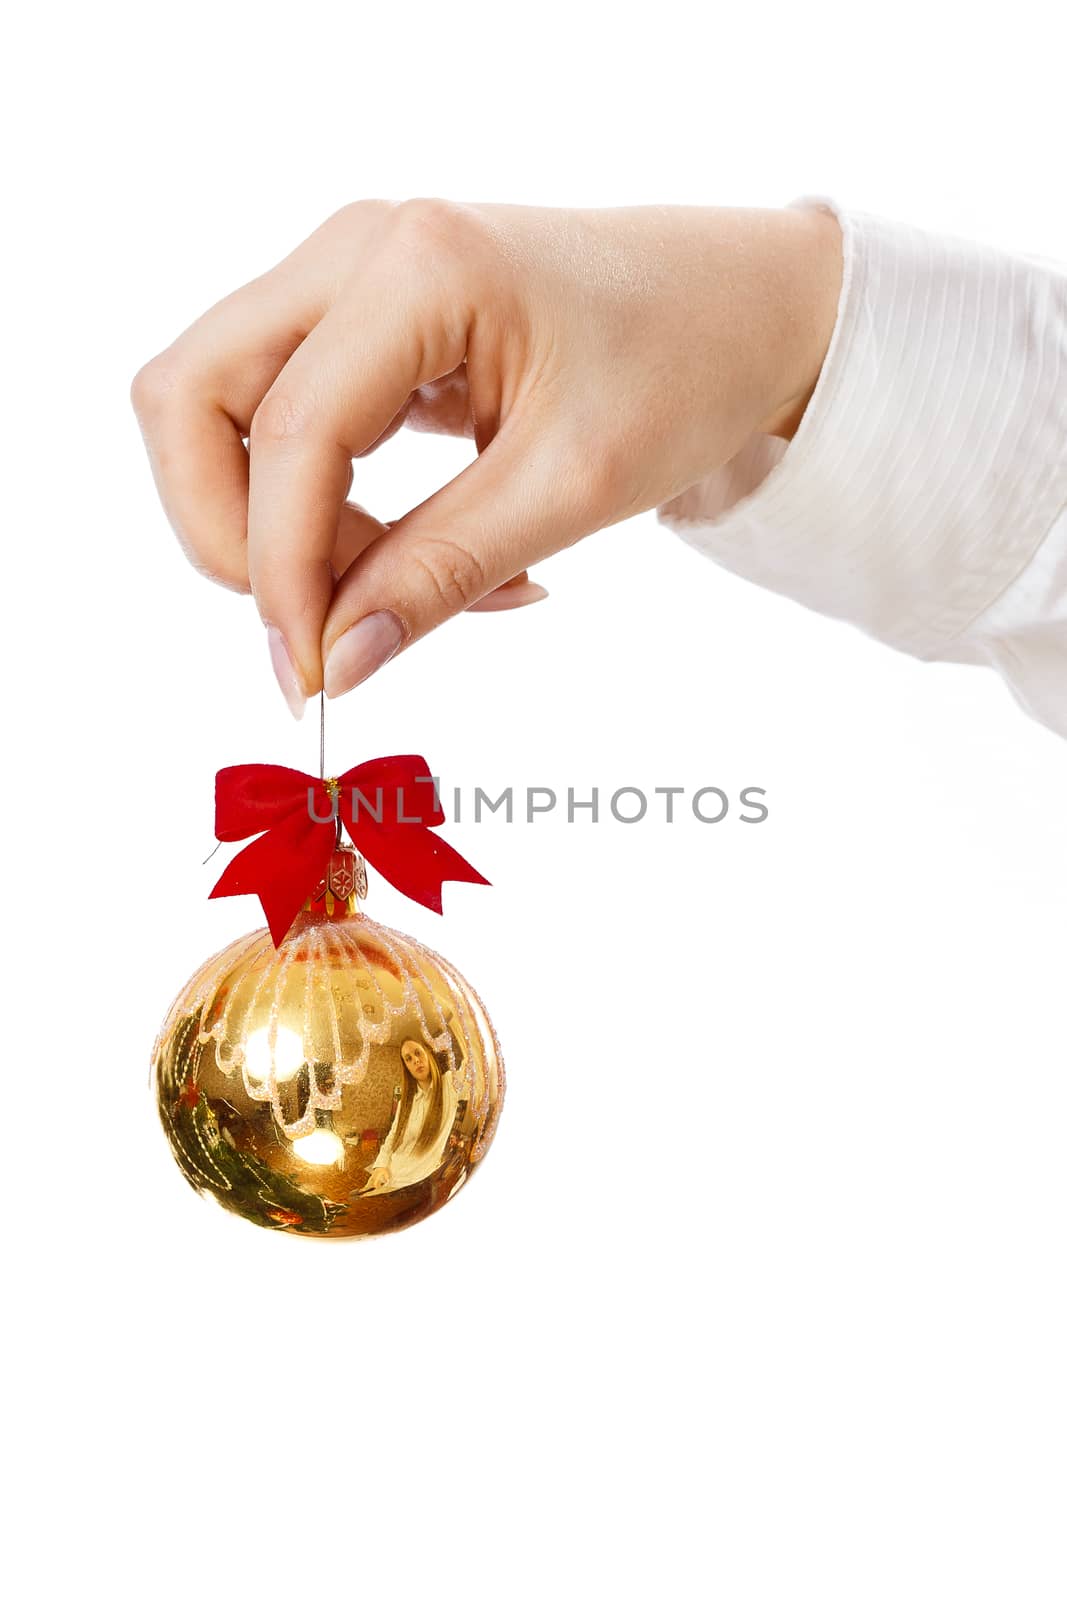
[[321, 427, 585, 697]]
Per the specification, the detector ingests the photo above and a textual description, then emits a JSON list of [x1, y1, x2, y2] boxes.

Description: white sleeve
[[658, 200, 1067, 739]]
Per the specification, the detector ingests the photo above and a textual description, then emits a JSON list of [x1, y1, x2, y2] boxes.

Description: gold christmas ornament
[[153, 847, 504, 1238]]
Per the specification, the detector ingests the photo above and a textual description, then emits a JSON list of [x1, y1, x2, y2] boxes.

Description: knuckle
[[187, 549, 251, 595], [337, 197, 391, 229], [409, 536, 486, 613], [169, 521, 251, 594], [250, 389, 311, 448], [388, 197, 484, 268], [392, 196, 461, 241], [129, 355, 180, 419], [317, 197, 392, 243]]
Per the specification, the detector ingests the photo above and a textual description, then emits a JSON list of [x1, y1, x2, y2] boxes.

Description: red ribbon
[[210, 755, 489, 946]]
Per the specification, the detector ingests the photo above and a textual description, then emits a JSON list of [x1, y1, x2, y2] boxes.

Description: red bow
[[210, 755, 489, 946]]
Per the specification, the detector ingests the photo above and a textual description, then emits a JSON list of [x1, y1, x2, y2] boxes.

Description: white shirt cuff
[[659, 199, 1067, 733]]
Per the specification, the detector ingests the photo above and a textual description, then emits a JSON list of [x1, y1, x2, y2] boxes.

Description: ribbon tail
[[210, 809, 336, 946], [347, 822, 489, 914]]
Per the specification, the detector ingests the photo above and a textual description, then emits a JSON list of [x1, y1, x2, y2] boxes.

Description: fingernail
[[267, 626, 306, 720], [468, 580, 549, 614], [324, 610, 404, 698]]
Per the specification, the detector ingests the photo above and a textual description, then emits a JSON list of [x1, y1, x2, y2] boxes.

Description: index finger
[[246, 239, 471, 701]]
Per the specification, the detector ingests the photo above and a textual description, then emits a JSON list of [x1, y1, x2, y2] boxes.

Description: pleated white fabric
[[659, 200, 1067, 737]]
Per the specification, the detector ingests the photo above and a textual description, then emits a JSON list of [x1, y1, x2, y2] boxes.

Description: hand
[[364, 1166, 390, 1194], [131, 200, 841, 716]]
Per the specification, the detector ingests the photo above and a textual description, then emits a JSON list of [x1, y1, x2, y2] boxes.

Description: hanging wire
[[319, 689, 326, 780], [320, 689, 343, 847]]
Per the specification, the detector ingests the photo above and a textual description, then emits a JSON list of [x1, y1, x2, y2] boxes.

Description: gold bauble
[[153, 857, 504, 1238]]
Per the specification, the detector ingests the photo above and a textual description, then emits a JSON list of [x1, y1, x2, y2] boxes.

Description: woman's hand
[[131, 200, 841, 716], [364, 1166, 390, 1194]]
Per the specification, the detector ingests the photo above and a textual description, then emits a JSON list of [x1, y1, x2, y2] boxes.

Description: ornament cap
[[302, 846, 368, 928]]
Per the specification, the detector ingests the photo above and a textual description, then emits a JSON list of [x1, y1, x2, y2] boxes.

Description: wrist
[[758, 205, 843, 441]]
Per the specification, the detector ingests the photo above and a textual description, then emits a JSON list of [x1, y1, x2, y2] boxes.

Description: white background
[[5, 3, 1066, 1596]]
